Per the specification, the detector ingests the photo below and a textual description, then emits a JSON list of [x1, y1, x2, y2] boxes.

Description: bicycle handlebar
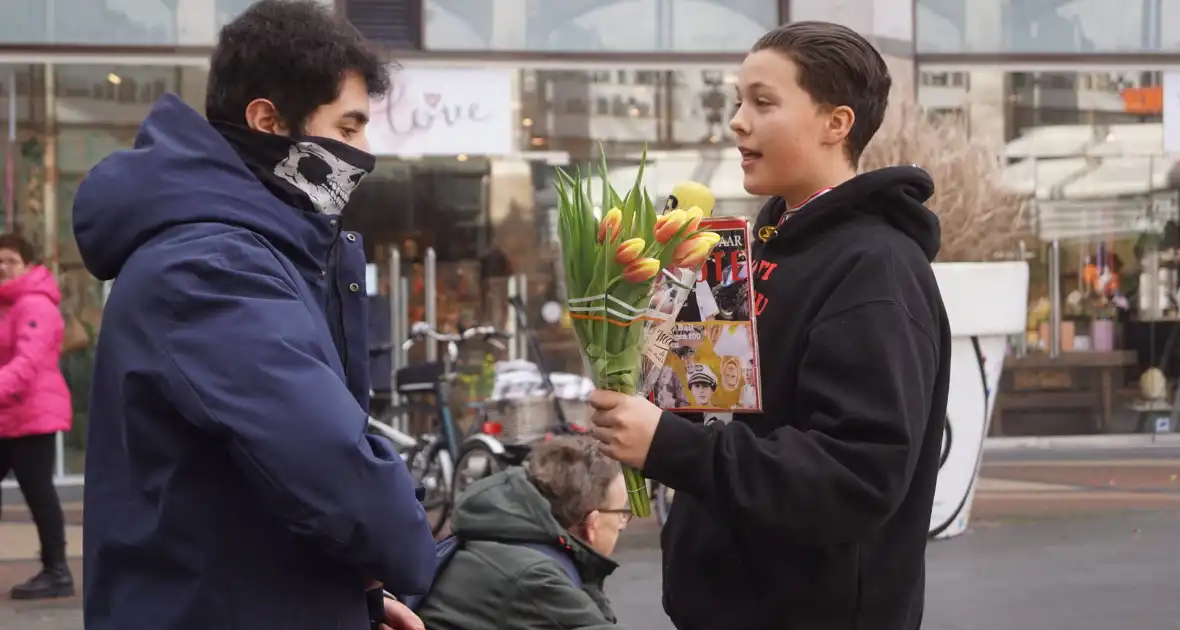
[[402, 322, 512, 351]]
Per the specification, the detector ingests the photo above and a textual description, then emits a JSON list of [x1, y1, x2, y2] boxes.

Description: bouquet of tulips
[[555, 148, 721, 517]]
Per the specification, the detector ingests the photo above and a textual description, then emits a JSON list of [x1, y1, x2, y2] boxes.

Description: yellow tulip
[[654, 209, 688, 244], [597, 207, 623, 244], [666, 181, 716, 216], [615, 238, 645, 264], [684, 206, 705, 233], [622, 257, 661, 283], [672, 232, 722, 268]]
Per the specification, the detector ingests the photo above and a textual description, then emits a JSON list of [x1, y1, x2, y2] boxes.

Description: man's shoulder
[[123, 223, 283, 280], [112, 223, 288, 312]]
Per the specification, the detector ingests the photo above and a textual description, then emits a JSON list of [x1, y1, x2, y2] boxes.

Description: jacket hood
[[72, 93, 336, 281], [0, 266, 61, 306], [757, 166, 941, 261], [452, 468, 616, 574]]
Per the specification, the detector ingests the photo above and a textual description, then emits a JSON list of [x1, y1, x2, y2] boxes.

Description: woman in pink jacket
[[0, 233, 73, 600]]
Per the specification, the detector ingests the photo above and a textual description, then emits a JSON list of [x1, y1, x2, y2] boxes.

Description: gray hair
[[525, 436, 622, 529]]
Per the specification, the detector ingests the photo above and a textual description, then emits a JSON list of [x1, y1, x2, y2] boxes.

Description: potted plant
[[860, 102, 1029, 539]]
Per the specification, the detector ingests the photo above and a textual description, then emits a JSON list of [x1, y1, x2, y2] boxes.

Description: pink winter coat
[[0, 265, 72, 438]]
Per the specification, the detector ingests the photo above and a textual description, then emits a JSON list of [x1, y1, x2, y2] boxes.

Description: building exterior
[[0, 0, 947, 480]]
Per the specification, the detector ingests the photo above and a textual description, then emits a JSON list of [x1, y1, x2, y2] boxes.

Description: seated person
[[418, 436, 630, 630]]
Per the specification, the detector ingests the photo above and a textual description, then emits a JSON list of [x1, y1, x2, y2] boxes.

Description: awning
[[999, 123, 1180, 241], [1005, 122, 1167, 160]]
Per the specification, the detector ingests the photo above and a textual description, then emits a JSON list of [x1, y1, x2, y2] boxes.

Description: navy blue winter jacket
[[73, 94, 436, 630]]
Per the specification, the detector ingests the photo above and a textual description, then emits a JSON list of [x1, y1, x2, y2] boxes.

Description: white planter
[[928, 261, 1029, 539]]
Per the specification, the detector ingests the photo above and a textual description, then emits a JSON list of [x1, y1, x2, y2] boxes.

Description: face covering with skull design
[[214, 121, 376, 216]]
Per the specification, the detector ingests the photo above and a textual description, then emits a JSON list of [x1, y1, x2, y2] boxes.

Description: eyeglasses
[[597, 508, 633, 524]]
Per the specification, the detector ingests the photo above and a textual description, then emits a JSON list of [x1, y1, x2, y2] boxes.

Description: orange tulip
[[622, 257, 661, 283], [672, 232, 722, 268], [597, 207, 623, 244], [615, 238, 645, 264], [654, 209, 688, 243], [683, 206, 705, 233]]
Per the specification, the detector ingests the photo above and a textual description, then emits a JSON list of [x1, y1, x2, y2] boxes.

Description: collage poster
[[650, 217, 761, 421]]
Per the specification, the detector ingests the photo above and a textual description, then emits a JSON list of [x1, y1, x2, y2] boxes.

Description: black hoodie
[[644, 167, 952, 630]]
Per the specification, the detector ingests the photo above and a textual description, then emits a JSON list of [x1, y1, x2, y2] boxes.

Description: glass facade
[[1, 62, 207, 475], [918, 0, 1179, 54], [423, 0, 780, 52], [918, 68, 1174, 429], [2, 59, 762, 472], [0, 0, 333, 46]]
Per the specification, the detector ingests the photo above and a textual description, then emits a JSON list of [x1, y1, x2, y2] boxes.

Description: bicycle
[[449, 297, 591, 502], [392, 321, 512, 536]]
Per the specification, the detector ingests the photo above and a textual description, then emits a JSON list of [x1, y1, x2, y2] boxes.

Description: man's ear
[[581, 511, 601, 546], [244, 98, 290, 136], [824, 105, 855, 147]]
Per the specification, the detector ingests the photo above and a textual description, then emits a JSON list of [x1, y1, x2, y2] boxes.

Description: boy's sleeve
[[157, 231, 437, 595], [642, 299, 940, 545]]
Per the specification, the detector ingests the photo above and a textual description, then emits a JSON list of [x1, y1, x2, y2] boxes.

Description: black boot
[[10, 559, 74, 600]]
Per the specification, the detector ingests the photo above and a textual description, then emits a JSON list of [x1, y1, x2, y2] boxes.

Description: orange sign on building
[[1122, 86, 1163, 114]]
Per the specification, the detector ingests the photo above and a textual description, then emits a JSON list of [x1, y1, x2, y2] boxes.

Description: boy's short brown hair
[[753, 21, 891, 166], [525, 436, 621, 529]]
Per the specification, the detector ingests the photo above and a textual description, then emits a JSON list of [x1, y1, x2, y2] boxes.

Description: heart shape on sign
[[424, 93, 442, 107]]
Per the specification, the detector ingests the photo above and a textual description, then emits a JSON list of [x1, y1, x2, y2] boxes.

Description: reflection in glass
[[918, 0, 1178, 54], [0, 0, 260, 46], [344, 159, 493, 332], [425, 0, 777, 52], [519, 67, 739, 158], [918, 70, 1162, 144]]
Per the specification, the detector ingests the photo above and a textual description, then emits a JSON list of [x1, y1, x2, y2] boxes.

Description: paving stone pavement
[[0, 449, 1176, 630]]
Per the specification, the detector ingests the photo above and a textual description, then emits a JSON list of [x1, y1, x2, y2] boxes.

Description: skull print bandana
[[214, 122, 376, 216]]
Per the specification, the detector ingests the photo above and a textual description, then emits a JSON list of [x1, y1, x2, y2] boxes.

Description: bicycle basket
[[485, 397, 591, 444]]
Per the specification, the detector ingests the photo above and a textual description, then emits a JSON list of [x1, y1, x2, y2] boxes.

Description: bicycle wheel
[[654, 482, 675, 526], [451, 441, 504, 503], [410, 439, 454, 537]]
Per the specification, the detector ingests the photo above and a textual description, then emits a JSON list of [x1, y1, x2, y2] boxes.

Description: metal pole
[[1049, 238, 1062, 358], [43, 63, 57, 274], [394, 276, 410, 434], [397, 277, 409, 368], [5, 69, 15, 233], [388, 248, 401, 386], [424, 247, 437, 362], [1015, 240, 1029, 358], [515, 273, 529, 361], [505, 276, 519, 361]]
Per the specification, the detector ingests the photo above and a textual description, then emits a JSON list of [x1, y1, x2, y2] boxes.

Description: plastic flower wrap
[[556, 148, 720, 517]]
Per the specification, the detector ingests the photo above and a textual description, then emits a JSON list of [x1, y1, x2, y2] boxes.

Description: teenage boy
[[589, 21, 951, 630]]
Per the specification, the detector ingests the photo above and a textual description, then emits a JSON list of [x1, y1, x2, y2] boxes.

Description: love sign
[[368, 68, 515, 157]]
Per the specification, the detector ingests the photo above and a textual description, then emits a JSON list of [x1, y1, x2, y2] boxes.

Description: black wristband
[[367, 587, 385, 628]]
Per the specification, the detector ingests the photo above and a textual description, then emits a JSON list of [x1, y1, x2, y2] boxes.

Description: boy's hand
[[588, 390, 662, 469]]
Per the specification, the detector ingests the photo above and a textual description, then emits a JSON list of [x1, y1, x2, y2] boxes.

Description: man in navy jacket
[[73, 2, 435, 629]]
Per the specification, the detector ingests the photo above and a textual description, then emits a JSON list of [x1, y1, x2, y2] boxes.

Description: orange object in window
[[1083, 263, 1099, 289], [1122, 86, 1163, 114]]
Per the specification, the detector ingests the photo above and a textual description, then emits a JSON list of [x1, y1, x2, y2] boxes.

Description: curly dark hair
[[205, 0, 392, 133], [0, 233, 36, 264]]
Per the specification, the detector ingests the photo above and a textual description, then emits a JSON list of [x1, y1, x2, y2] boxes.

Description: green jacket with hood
[[417, 468, 625, 630]]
